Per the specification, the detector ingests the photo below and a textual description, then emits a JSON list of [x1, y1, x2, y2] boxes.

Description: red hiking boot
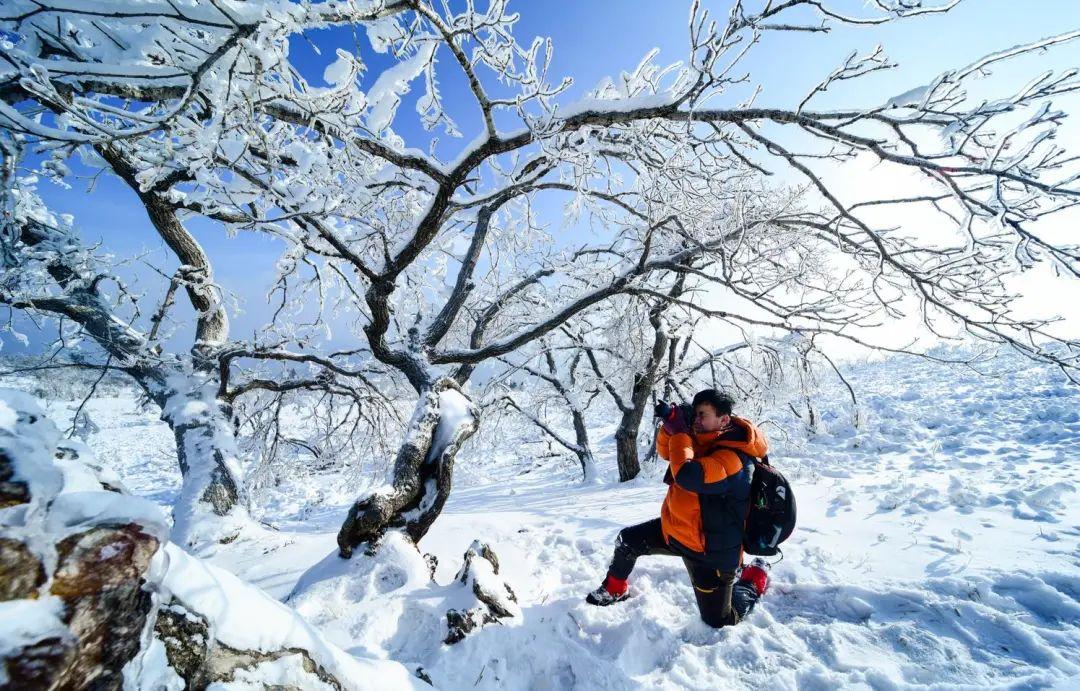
[[585, 574, 629, 606], [738, 557, 769, 596]]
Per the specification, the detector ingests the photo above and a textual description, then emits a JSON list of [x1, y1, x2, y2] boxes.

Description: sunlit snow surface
[[12, 349, 1080, 689]]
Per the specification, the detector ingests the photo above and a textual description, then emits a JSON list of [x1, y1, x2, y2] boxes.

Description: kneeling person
[[586, 390, 769, 627]]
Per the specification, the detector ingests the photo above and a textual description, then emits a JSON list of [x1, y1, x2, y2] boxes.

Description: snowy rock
[[0, 462, 31, 509], [445, 541, 520, 645], [0, 598, 74, 688], [54, 437, 129, 494], [0, 537, 44, 600], [151, 598, 362, 690], [0, 388, 63, 512], [0, 390, 161, 689], [147, 542, 425, 690], [0, 391, 423, 691], [51, 524, 160, 598], [49, 524, 160, 688]]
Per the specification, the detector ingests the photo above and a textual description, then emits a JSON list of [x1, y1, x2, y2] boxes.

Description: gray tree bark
[[7, 164, 249, 547], [337, 378, 478, 557]]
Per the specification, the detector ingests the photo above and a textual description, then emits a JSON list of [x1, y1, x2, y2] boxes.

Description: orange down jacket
[[656, 416, 768, 570]]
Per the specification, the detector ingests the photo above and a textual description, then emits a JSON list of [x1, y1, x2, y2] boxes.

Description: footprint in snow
[[575, 538, 597, 555]]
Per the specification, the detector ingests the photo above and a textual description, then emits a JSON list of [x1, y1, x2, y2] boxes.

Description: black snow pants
[[607, 518, 759, 627]]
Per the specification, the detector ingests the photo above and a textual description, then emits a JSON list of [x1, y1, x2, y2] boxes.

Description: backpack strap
[[733, 450, 763, 470]]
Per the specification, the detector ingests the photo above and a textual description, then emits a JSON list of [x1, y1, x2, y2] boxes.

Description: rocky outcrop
[[0, 391, 163, 689], [152, 605, 347, 690], [0, 450, 31, 508], [0, 389, 425, 691], [50, 525, 160, 689], [0, 537, 44, 601]]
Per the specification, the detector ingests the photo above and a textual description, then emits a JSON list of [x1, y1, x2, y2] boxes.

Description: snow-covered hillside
[[4, 349, 1079, 689]]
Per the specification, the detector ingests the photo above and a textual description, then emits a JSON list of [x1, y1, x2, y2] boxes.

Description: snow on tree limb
[[3, 0, 1079, 554]]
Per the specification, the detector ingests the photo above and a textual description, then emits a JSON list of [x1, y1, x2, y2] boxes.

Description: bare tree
[[566, 280, 690, 481], [665, 330, 867, 441], [0, 3, 415, 547], [1, 141, 251, 546], [3, 0, 1078, 564], [494, 335, 599, 482]]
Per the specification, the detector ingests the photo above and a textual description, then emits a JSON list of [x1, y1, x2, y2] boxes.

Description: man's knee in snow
[[700, 610, 738, 628], [700, 612, 725, 628]]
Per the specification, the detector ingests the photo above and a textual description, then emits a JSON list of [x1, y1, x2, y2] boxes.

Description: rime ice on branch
[[1, 0, 1078, 556]]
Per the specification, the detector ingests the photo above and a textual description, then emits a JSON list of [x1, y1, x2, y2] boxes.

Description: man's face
[[693, 403, 730, 434]]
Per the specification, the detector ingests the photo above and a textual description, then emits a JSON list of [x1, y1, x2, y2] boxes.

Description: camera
[[653, 401, 693, 425]]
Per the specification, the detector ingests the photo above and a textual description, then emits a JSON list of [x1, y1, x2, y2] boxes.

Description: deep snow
[[4, 348, 1079, 689], [0, 385, 424, 691]]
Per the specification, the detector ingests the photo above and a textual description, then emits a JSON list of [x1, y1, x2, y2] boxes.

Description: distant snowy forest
[[1, 0, 1078, 689]]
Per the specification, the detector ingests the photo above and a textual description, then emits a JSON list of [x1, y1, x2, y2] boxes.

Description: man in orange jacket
[[586, 389, 769, 627]]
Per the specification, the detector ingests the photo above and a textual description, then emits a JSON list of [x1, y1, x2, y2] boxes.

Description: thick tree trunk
[[614, 398, 660, 482], [12, 215, 250, 549], [614, 424, 642, 482], [614, 313, 670, 482], [100, 147, 246, 547], [151, 375, 252, 548], [607, 282, 683, 483], [337, 378, 478, 558], [614, 385, 652, 482]]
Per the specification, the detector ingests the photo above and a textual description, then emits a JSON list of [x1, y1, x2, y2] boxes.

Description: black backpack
[[741, 454, 796, 556]]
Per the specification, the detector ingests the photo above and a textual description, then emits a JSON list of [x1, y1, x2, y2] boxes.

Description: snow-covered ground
[[6, 349, 1079, 689]]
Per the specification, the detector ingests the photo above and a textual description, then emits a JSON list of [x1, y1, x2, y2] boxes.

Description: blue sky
[[9, 0, 1080, 356]]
